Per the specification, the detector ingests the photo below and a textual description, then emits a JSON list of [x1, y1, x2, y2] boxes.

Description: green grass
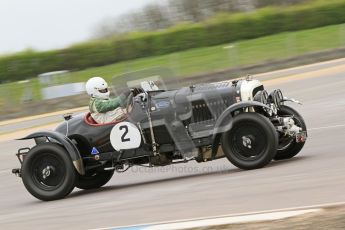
[[68, 23, 345, 81], [1, 23, 345, 106]]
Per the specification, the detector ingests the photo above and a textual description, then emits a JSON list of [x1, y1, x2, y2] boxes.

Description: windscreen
[[110, 67, 180, 96]]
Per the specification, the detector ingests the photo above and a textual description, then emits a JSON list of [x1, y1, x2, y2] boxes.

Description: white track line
[[308, 124, 345, 131], [91, 201, 345, 230], [0, 170, 9, 175], [141, 209, 321, 230]]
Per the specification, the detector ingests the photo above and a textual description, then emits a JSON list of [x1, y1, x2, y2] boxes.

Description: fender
[[283, 97, 302, 105], [211, 101, 273, 158], [18, 131, 85, 175]]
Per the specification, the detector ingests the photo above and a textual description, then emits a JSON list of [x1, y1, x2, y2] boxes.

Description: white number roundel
[[110, 122, 142, 151]]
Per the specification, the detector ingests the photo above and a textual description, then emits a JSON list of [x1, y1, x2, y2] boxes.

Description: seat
[[84, 112, 128, 127], [85, 113, 98, 125]]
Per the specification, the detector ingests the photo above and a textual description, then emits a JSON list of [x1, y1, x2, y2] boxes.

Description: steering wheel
[[126, 92, 134, 113]]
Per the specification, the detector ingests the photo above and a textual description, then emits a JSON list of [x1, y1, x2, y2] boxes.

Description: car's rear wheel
[[221, 113, 278, 170], [76, 170, 114, 190], [21, 143, 76, 201], [274, 105, 307, 160]]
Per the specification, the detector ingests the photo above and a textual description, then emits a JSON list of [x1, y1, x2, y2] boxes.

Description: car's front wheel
[[274, 105, 307, 160], [21, 143, 76, 201], [221, 113, 278, 170], [76, 170, 114, 190]]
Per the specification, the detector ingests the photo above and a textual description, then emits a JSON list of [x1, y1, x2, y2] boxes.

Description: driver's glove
[[131, 88, 143, 97]]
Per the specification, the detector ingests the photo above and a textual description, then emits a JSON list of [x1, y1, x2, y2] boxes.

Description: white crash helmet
[[85, 77, 110, 99]]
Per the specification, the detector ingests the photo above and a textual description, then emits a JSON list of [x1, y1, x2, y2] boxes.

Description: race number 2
[[110, 122, 141, 151], [120, 125, 130, 142]]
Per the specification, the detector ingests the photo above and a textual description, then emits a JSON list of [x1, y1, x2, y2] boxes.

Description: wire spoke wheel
[[274, 105, 307, 160], [278, 131, 295, 151]]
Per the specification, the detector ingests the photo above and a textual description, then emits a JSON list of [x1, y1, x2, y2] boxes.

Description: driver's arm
[[95, 95, 127, 113]]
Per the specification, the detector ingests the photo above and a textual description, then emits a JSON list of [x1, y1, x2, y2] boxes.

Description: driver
[[85, 77, 132, 124]]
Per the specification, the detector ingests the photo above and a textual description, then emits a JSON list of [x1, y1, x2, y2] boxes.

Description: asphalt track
[[1, 59, 345, 229]]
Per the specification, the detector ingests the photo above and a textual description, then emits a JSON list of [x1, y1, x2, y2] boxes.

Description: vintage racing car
[[12, 69, 307, 201]]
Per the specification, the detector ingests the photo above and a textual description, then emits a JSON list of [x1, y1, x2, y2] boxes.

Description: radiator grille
[[191, 100, 227, 123]]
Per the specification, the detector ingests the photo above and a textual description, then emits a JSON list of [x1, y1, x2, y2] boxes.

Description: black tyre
[[221, 113, 278, 170], [76, 170, 114, 190], [21, 143, 76, 201], [274, 105, 307, 160]]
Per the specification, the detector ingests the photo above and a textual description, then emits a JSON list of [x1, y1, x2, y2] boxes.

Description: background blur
[[0, 0, 345, 120]]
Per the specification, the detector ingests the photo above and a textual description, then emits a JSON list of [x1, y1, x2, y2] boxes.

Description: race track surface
[[1, 59, 345, 229]]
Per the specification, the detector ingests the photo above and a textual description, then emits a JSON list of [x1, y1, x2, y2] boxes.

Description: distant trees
[[94, 0, 310, 38], [2, 0, 344, 83], [143, 3, 172, 30]]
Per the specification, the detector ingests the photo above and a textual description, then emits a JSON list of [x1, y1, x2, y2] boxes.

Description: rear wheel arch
[[19, 131, 85, 175], [68, 134, 92, 157]]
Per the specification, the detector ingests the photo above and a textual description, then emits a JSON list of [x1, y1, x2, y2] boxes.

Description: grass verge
[[1, 23, 345, 106]]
